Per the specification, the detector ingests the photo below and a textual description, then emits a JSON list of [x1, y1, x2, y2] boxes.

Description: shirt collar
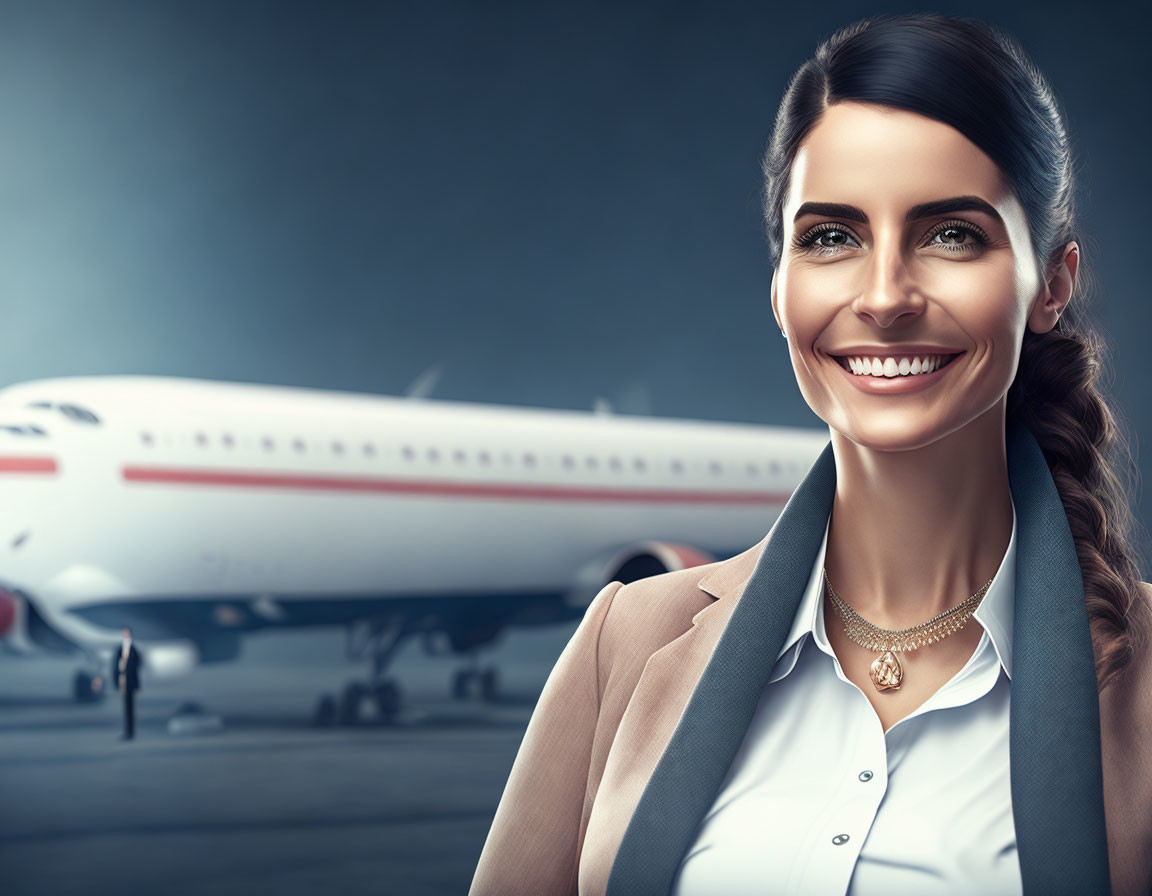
[[770, 497, 1016, 682]]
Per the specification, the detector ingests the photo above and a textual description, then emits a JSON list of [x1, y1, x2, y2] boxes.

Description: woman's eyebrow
[[793, 195, 1004, 226]]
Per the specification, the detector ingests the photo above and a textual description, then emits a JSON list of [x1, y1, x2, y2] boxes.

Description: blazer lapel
[[606, 419, 1110, 895], [607, 435, 837, 894], [1006, 417, 1109, 894]]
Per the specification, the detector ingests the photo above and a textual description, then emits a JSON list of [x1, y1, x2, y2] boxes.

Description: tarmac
[[0, 625, 573, 895]]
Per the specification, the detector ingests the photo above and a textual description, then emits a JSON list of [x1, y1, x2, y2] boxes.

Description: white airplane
[[0, 375, 827, 723]]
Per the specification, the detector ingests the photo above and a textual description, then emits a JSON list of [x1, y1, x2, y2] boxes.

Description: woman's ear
[[1028, 241, 1079, 334]]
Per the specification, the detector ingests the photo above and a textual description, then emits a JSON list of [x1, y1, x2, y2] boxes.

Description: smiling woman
[[471, 13, 1152, 896]]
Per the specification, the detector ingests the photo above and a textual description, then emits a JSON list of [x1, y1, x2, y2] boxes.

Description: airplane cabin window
[[608, 456, 621, 471], [561, 455, 575, 469], [222, 434, 235, 449], [709, 461, 722, 475], [585, 456, 599, 469], [770, 461, 780, 475], [523, 453, 536, 467], [261, 437, 275, 452], [633, 457, 646, 472], [362, 443, 376, 457], [140, 432, 154, 446], [195, 432, 208, 447], [402, 445, 415, 460], [746, 463, 758, 476], [427, 447, 440, 462], [293, 439, 307, 453], [332, 442, 345, 455], [453, 449, 466, 463], [478, 450, 491, 465], [671, 459, 684, 474]]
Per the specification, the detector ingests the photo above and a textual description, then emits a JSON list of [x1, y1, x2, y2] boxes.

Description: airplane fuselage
[[0, 376, 828, 664]]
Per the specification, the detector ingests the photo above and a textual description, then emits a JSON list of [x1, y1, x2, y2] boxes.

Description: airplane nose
[[0, 588, 18, 636]]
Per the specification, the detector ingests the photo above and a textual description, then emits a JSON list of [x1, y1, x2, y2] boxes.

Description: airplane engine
[[564, 540, 717, 616], [0, 588, 17, 637], [0, 586, 38, 656]]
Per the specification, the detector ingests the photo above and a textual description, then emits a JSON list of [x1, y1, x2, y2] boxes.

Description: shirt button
[[832, 834, 850, 846], [858, 770, 874, 782]]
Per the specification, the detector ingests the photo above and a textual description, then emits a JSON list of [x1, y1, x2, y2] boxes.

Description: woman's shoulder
[[599, 529, 769, 649], [593, 539, 766, 683], [598, 564, 718, 656]]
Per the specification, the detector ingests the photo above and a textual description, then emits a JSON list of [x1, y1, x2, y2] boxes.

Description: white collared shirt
[[673, 499, 1022, 896]]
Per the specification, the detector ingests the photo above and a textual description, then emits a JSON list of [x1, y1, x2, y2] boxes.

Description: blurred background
[[0, 2, 1147, 894]]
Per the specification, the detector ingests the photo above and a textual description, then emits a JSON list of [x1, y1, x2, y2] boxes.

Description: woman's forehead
[[785, 102, 1011, 220]]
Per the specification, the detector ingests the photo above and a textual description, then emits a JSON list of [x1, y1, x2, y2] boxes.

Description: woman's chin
[[827, 417, 963, 453]]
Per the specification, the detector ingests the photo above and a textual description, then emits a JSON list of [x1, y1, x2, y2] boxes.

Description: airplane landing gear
[[452, 659, 500, 703], [314, 619, 406, 727], [335, 678, 403, 726], [313, 694, 337, 727], [373, 679, 401, 716]]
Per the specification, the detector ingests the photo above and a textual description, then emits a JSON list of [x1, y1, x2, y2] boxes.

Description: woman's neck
[[822, 406, 1014, 628]]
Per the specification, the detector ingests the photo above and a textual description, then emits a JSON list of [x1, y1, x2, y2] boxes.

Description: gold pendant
[[870, 650, 902, 691]]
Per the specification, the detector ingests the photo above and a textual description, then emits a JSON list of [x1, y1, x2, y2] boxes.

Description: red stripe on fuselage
[[122, 466, 788, 505], [0, 456, 57, 474]]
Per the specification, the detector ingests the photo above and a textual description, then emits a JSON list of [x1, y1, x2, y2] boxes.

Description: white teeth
[[841, 354, 954, 377]]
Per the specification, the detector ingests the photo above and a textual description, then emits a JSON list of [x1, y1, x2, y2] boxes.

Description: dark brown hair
[[762, 13, 1151, 690]]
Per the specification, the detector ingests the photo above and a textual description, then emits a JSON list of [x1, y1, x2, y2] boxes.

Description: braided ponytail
[[1007, 302, 1152, 691]]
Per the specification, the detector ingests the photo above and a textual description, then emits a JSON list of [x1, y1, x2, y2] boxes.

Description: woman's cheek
[[781, 269, 840, 340]]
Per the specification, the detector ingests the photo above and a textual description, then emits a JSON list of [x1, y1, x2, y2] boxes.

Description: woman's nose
[[852, 238, 925, 328]]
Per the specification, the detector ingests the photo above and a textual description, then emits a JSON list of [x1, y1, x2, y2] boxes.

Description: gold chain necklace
[[822, 568, 992, 693]]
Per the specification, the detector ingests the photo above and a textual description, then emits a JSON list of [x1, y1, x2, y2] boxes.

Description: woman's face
[[772, 101, 1070, 451]]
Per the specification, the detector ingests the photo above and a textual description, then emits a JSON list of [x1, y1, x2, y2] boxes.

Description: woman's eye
[[935, 227, 969, 245], [924, 221, 990, 254], [815, 229, 853, 249], [792, 225, 858, 255]]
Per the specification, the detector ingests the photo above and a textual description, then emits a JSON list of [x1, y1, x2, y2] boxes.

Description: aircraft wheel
[[373, 679, 402, 720], [313, 694, 337, 727], [73, 670, 105, 704], [339, 682, 368, 726], [452, 669, 473, 700], [480, 666, 499, 703]]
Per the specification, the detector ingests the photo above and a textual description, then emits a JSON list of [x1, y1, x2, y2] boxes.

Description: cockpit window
[[23, 401, 100, 424], [59, 404, 100, 424]]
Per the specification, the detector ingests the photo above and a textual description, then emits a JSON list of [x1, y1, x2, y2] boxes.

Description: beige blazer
[[470, 422, 1152, 896]]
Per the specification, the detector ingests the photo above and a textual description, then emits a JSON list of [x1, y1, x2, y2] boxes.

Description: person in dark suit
[[112, 626, 142, 740]]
